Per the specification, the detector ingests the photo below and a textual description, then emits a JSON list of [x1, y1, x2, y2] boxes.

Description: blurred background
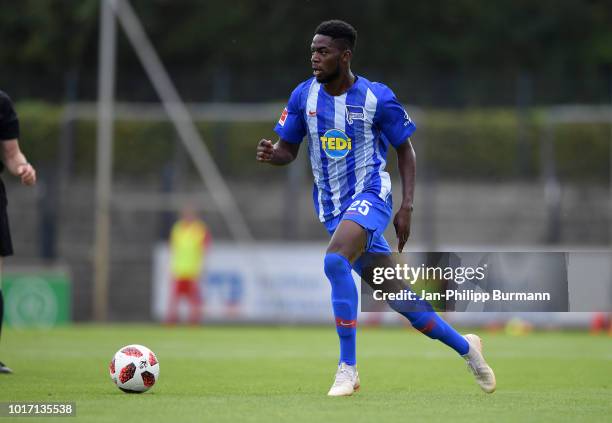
[[1, 0, 612, 330]]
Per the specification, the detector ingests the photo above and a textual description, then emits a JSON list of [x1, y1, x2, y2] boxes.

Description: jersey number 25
[[347, 199, 372, 216]]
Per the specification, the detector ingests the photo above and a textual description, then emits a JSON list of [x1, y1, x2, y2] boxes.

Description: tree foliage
[[1, 0, 611, 103]]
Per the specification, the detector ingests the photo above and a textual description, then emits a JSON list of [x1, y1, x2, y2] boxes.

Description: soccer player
[[256, 20, 495, 396], [0, 90, 37, 374]]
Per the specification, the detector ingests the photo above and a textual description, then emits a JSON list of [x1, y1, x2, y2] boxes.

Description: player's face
[[311, 34, 345, 83]]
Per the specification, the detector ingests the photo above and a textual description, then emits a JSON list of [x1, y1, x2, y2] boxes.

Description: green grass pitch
[[0, 325, 610, 422]]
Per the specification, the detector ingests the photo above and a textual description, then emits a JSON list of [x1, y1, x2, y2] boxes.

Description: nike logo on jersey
[[308, 110, 317, 117]]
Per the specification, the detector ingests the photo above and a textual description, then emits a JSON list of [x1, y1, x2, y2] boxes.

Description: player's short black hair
[[315, 20, 357, 52]]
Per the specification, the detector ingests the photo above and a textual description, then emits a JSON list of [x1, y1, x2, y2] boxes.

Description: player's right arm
[[259, 81, 308, 166], [256, 138, 300, 165]]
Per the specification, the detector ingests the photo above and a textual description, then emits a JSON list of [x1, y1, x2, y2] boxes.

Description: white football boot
[[463, 334, 496, 393], [0, 361, 12, 374], [327, 362, 360, 396]]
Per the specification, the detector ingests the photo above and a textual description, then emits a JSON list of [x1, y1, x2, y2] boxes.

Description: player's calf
[[324, 252, 358, 366]]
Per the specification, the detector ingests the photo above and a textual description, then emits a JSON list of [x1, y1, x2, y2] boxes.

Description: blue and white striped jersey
[[274, 76, 416, 223]]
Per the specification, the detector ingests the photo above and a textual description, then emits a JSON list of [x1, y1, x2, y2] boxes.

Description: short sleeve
[[376, 86, 416, 148], [0, 91, 19, 141], [273, 83, 306, 143]]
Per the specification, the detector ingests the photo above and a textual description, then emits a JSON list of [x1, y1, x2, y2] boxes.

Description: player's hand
[[393, 206, 412, 253], [256, 139, 275, 162], [17, 162, 36, 186]]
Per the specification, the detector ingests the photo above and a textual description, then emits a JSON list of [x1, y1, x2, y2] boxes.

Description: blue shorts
[[324, 192, 392, 253]]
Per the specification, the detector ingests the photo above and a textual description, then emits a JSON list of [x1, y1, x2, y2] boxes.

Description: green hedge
[[420, 109, 609, 181], [16, 102, 610, 183]]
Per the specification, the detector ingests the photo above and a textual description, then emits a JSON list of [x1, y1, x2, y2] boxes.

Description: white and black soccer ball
[[109, 344, 160, 393]]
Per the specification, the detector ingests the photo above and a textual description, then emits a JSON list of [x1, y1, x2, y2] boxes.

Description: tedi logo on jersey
[[320, 129, 352, 159]]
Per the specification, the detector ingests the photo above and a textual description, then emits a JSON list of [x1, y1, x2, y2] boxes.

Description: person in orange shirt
[[167, 205, 211, 324]]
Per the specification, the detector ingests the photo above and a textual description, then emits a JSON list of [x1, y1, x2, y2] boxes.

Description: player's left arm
[[393, 138, 415, 253], [1, 139, 36, 186], [376, 83, 417, 253]]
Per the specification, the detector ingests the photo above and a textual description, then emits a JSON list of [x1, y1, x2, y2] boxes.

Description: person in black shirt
[[0, 90, 37, 374]]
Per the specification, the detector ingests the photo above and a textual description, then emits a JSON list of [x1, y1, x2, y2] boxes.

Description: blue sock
[[355, 255, 469, 356], [408, 312, 469, 355], [324, 253, 358, 366], [387, 295, 468, 355]]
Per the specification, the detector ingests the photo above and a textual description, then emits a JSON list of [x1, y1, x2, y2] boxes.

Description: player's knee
[[326, 226, 365, 263], [324, 252, 351, 280], [325, 241, 352, 260]]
